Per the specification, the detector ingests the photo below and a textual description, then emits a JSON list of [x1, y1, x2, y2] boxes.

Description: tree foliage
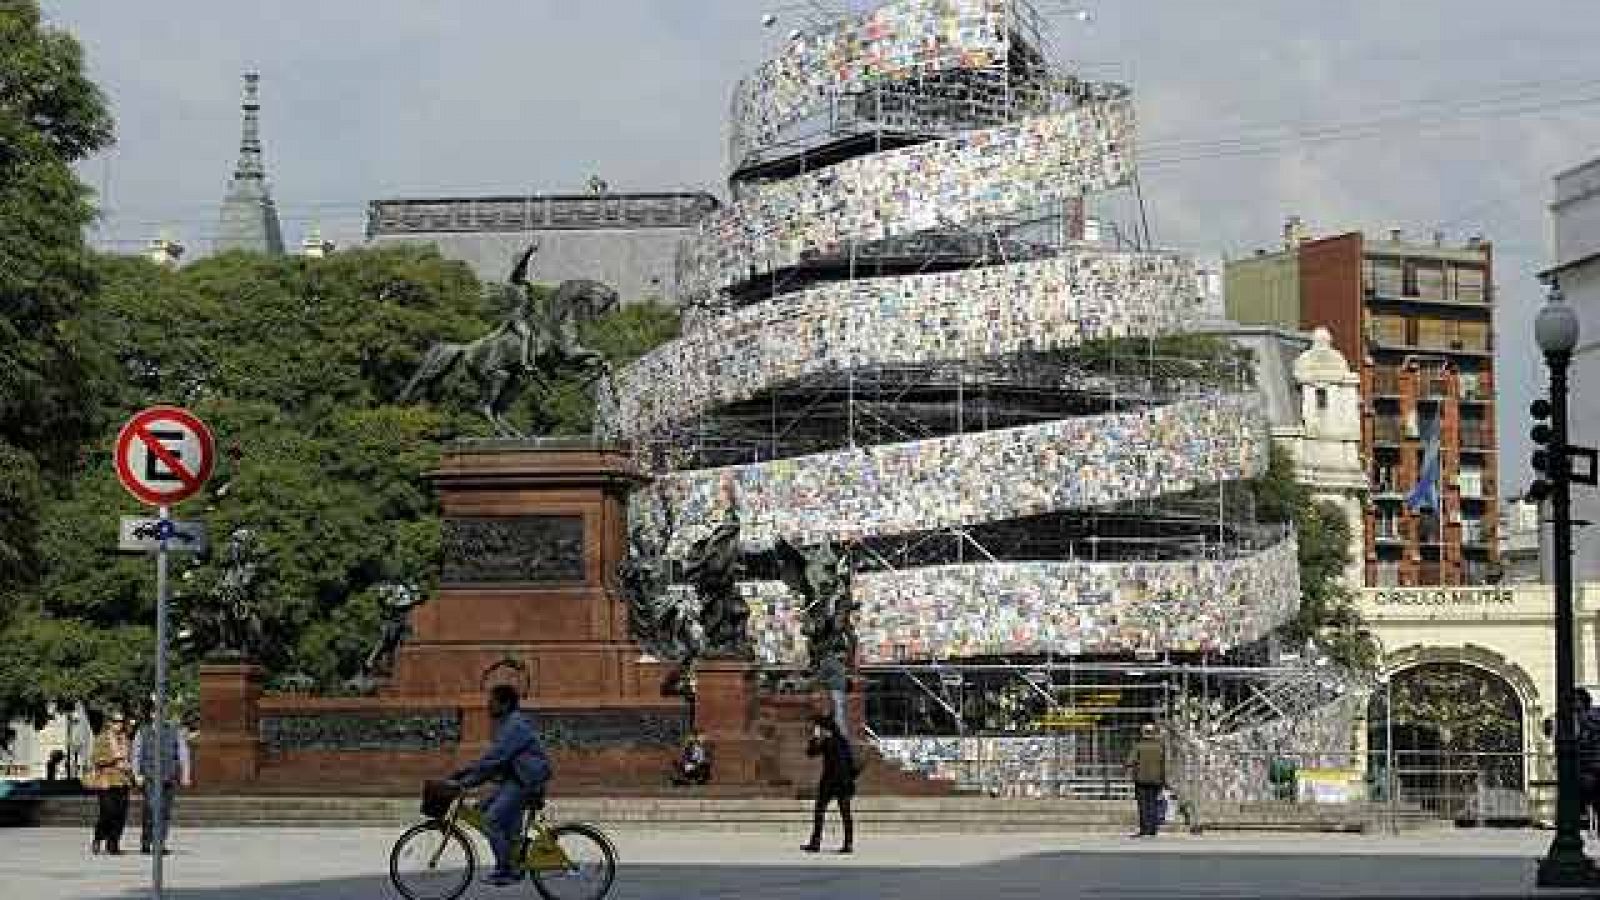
[[0, 0, 114, 603], [0, 1, 117, 731], [34, 247, 493, 698], [1252, 443, 1377, 671]]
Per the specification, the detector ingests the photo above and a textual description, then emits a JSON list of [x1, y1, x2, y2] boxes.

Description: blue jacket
[[455, 711, 552, 789]]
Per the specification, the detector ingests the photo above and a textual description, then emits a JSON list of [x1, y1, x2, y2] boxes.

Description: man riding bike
[[445, 684, 552, 887]]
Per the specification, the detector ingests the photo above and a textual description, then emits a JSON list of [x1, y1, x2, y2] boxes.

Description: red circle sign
[[114, 406, 215, 506]]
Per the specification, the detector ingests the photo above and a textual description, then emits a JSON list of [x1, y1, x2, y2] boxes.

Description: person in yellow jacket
[[85, 711, 135, 855], [1124, 723, 1168, 837]]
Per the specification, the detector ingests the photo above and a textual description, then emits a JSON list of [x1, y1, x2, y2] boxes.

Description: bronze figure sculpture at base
[[192, 527, 269, 662], [772, 536, 858, 730]]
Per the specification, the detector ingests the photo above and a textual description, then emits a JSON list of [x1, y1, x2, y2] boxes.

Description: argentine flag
[[1405, 410, 1443, 514]]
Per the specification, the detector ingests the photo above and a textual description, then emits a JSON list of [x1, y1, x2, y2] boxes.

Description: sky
[[40, 0, 1600, 487]]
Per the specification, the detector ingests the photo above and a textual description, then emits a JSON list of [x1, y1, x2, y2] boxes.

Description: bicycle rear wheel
[[528, 822, 617, 900], [390, 821, 477, 900]]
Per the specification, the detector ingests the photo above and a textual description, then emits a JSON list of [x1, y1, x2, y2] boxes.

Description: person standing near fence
[[1125, 723, 1168, 838]]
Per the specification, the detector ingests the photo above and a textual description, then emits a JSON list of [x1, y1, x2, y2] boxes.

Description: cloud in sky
[[40, 0, 1600, 480]]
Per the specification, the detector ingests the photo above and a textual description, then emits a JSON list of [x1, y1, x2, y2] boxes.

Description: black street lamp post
[[1533, 281, 1598, 888]]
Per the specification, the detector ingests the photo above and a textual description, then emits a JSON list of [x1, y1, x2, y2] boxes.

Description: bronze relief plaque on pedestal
[[537, 711, 687, 750], [441, 516, 585, 584]]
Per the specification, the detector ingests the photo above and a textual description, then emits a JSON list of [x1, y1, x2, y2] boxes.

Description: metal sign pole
[[152, 504, 171, 899], [113, 406, 213, 900]]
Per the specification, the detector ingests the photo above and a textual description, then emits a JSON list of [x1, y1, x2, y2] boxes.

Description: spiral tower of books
[[607, 0, 1311, 769]]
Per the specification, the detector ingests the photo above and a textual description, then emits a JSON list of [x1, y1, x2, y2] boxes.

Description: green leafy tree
[[35, 247, 492, 694], [0, 1, 118, 734], [1252, 443, 1376, 670]]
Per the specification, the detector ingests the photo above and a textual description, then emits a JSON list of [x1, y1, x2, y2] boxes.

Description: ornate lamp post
[[1533, 282, 1598, 887]]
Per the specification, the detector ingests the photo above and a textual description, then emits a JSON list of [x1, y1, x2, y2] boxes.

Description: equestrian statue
[[399, 242, 621, 437]]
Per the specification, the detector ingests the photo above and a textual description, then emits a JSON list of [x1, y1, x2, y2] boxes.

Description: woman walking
[[802, 714, 856, 855], [87, 710, 134, 855]]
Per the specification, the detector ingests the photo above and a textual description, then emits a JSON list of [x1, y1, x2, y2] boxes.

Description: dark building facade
[[365, 192, 719, 304], [1227, 227, 1499, 587]]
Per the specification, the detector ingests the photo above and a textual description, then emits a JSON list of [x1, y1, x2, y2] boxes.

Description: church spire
[[215, 70, 285, 255], [234, 71, 265, 181]]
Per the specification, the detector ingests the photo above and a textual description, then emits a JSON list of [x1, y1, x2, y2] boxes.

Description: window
[[1415, 262, 1445, 301], [1369, 313, 1407, 345], [1373, 465, 1397, 493], [1374, 416, 1403, 442], [1370, 258, 1403, 296], [1403, 260, 1419, 296], [1316, 388, 1328, 410], [1459, 466, 1483, 499], [1452, 266, 1487, 304]]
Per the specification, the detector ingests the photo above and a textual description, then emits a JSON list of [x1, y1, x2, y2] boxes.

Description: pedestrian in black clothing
[[802, 714, 856, 854], [1573, 688, 1600, 832]]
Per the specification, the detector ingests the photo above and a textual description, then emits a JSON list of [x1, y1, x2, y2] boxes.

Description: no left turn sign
[[115, 406, 215, 507]]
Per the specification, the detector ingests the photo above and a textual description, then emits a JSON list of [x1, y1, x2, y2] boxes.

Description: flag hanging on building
[[1405, 409, 1443, 513]]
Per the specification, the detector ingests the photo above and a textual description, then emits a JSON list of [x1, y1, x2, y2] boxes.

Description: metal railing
[[1378, 750, 1542, 824], [867, 737, 1571, 833]]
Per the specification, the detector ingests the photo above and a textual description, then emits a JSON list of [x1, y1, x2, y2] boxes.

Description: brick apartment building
[[1226, 221, 1499, 587]]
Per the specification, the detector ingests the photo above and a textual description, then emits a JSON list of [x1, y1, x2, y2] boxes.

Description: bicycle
[[390, 781, 617, 900]]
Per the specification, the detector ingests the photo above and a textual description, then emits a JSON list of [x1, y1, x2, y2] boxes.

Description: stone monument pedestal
[[194, 663, 264, 791], [693, 659, 771, 784]]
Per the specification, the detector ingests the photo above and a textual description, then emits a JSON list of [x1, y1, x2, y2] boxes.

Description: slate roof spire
[[215, 71, 285, 255]]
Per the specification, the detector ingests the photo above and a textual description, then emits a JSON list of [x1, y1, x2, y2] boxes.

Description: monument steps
[[25, 795, 1445, 833]]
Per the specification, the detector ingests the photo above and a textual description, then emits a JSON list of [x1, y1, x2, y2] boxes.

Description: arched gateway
[[1369, 654, 1530, 819]]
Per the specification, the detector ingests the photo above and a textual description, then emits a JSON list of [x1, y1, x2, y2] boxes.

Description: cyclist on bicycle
[[445, 684, 551, 887]]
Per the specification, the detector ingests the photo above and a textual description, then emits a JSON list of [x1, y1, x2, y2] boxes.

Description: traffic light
[[1529, 398, 1557, 503]]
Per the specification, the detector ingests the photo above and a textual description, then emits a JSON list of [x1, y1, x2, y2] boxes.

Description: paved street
[[3, 827, 1590, 899]]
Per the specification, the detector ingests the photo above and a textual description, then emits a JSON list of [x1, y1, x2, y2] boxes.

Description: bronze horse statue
[[399, 243, 620, 436]]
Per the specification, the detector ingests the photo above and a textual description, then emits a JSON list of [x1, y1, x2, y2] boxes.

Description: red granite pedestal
[[194, 663, 264, 788], [693, 660, 771, 785]]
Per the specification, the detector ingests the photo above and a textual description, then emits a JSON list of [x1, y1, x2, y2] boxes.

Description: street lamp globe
[[1537, 283, 1580, 357]]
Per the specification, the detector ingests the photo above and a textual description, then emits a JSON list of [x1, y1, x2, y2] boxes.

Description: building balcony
[[1370, 338, 1493, 358], [1372, 421, 1405, 444], [1365, 288, 1492, 310], [1421, 377, 1453, 400]]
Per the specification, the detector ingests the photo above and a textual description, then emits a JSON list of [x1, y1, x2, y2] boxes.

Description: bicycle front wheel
[[390, 821, 477, 900], [528, 822, 618, 900]]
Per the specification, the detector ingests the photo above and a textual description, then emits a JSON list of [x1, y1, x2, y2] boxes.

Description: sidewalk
[[1, 827, 1587, 899]]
